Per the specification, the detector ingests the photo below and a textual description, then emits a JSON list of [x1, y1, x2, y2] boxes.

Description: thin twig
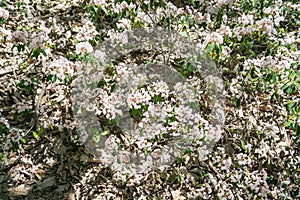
[[0, 68, 15, 76], [24, 84, 46, 136]]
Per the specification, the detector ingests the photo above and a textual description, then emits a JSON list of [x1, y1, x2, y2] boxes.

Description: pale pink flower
[[274, 15, 285, 26], [257, 18, 276, 36], [177, 8, 185, 15], [194, 12, 204, 24], [218, 24, 232, 37], [46, 57, 77, 80], [204, 32, 224, 45], [115, 63, 129, 82], [11, 30, 28, 44], [90, 0, 106, 5], [233, 26, 255, 41], [277, 60, 290, 69], [116, 18, 131, 30], [220, 46, 232, 60], [74, 18, 98, 41], [29, 37, 45, 50], [0, 7, 9, 20], [236, 153, 252, 165], [127, 88, 151, 109], [216, 0, 232, 7], [116, 63, 128, 76], [238, 14, 254, 25], [20, 0, 30, 3], [149, 81, 169, 98], [114, 1, 134, 13], [70, 0, 84, 5], [93, 49, 106, 64], [75, 41, 93, 55]]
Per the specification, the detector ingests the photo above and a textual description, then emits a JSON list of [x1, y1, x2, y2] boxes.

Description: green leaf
[[17, 44, 24, 52], [206, 43, 215, 53], [281, 82, 291, 91], [100, 130, 110, 136], [20, 137, 27, 144], [140, 128, 145, 136], [247, 37, 254, 47], [92, 132, 101, 143], [33, 131, 40, 139], [284, 121, 294, 128], [40, 48, 47, 56], [33, 48, 40, 59], [184, 148, 192, 154], [144, 149, 149, 155], [241, 139, 245, 150]]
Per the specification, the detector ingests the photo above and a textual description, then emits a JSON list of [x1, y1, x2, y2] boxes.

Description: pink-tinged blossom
[[75, 41, 93, 55], [218, 24, 232, 37], [96, 89, 123, 120], [149, 81, 169, 98], [236, 153, 252, 166], [204, 32, 224, 45], [114, 1, 135, 13], [238, 14, 254, 25], [233, 26, 255, 41], [245, 170, 269, 198], [114, 1, 128, 13], [70, 0, 84, 5], [194, 12, 211, 24], [219, 46, 232, 60], [177, 8, 185, 15], [29, 37, 45, 50], [256, 18, 277, 36], [127, 88, 151, 109], [90, 0, 107, 5], [136, 11, 152, 24], [277, 59, 291, 70], [274, 15, 285, 26], [216, 0, 233, 7], [19, 0, 30, 3], [115, 63, 129, 82], [45, 57, 77, 80], [74, 18, 99, 41], [116, 18, 132, 30], [11, 30, 28, 44], [116, 63, 128, 76], [194, 12, 205, 24], [0, 7, 9, 20]]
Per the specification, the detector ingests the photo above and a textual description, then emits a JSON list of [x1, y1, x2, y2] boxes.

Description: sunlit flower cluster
[[73, 18, 99, 42], [44, 57, 77, 80], [75, 41, 94, 55], [0, 7, 9, 20]]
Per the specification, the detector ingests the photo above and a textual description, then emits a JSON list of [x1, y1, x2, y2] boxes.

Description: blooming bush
[[0, 0, 299, 199]]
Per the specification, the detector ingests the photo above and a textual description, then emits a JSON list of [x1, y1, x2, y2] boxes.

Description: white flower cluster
[[0, 7, 9, 20], [79, 60, 218, 174], [0, 112, 25, 152], [238, 14, 254, 25], [216, 0, 233, 7], [75, 41, 93, 55], [257, 18, 277, 36], [73, 18, 99, 41], [96, 89, 123, 120], [44, 57, 77, 80], [29, 32, 49, 50]]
